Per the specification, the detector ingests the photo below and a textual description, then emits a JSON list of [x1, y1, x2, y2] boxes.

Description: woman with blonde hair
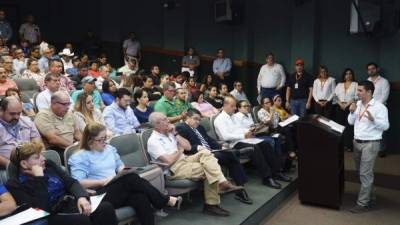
[[73, 92, 105, 133], [6, 140, 117, 225], [68, 123, 182, 225]]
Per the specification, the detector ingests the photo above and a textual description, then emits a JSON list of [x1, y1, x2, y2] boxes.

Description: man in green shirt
[[175, 88, 192, 115], [154, 81, 187, 123]]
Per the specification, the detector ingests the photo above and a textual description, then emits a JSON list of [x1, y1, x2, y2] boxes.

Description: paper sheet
[[90, 193, 106, 213], [317, 118, 345, 134], [0, 207, 49, 225], [279, 115, 299, 127]]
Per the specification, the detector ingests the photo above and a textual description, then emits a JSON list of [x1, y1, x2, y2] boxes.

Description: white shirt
[[334, 82, 358, 103], [230, 89, 249, 102], [232, 112, 254, 129], [12, 58, 27, 77], [312, 77, 336, 102], [257, 63, 286, 91], [367, 75, 390, 105], [61, 58, 74, 71], [147, 130, 185, 174], [214, 111, 248, 141], [348, 99, 389, 140], [35, 89, 53, 111]]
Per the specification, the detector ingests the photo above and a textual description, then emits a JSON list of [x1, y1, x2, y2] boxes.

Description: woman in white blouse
[[334, 68, 357, 151], [312, 65, 336, 118]]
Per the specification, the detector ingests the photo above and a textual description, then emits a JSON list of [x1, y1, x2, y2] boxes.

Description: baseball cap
[[81, 76, 97, 84], [295, 59, 304, 65]]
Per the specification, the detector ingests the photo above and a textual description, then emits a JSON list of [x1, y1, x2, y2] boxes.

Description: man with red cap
[[284, 59, 314, 117]]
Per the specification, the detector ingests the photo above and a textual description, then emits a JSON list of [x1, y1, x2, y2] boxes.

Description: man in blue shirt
[[213, 48, 232, 86], [71, 76, 103, 110], [0, 182, 16, 217], [103, 88, 140, 135]]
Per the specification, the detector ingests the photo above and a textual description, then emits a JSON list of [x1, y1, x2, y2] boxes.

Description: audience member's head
[[159, 74, 169, 85], [115, 88, 132, 110], [5, 88, 23, 101], [0, 96, 22, 124], [2, 56, 13, 73], [203, 74, 215, 85], [48, 58, 63, 74], [102, 80, 117, 95], [149, 112, 170, 133], [98, 53, 107, 65], [127, 58, 137, 70], [142, 76, 154, 89], [74, 93, 94, 120], [13, 48, 24, 60], [176, 88, 187, 102], [81, 76, 96, 94], [59, 48, 74, 62], [217, 48, 225, 58], [265, 52, 274, 66], [72, 58, 81, 68], [185, 47, 196, 56], [27, 58, 39, 73], [65, 43, 73, 52], [99, 65, 110, 79], [342, 68, 355, 82], [30, 46, 41, 59], [233, 81, 243, 92], [42, 47, 52, 59], [219, 83, 229, 96], [185, 108, 202, 128], [80, 53, 89, 66], [50, 91, 71, 117], [0, 66, 7, 83], [295, 59, 304, 73], [162, 81, 176, 101], [89, 61, 98, 71], [318, 65, 328, 78], [273, 95, 283, 107], [208, 86, 218, 98], [223, 96, 237, 115], [260, 96, 272, 110], [10, 140, 45, 169], [192, 91, 204, 103], [151, 65, 160, 76], [237, 100, 250, 114], [133, 89, 149, 106], [44, 73, 61, 92], [80, 122, 107, 151], [78, 64, 89, 77], [366, 62, 379, 77], [357, 80, 375, 101]]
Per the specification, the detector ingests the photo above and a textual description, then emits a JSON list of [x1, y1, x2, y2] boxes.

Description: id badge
[[294, 83, 299, 89]]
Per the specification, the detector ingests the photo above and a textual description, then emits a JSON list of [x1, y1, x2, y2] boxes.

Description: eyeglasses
[[167, 89, 176, 93], [241, 105, 250, 108], [93, 137, 107, 143]]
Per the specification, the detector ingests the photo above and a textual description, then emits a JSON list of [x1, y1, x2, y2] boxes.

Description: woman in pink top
[[0, 67, 17, 95], [190, 91, 219, 117]]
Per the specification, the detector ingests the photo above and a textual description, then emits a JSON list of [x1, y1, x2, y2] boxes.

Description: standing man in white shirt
[[123, 32, 141, 63], [348, 80, 389, 213], [257, 53, 286, 100], [366, 62, 390, 157]]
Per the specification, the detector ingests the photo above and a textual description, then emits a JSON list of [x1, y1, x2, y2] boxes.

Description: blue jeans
[[290, 98, 307, 117], [260, 87, 278, 100]]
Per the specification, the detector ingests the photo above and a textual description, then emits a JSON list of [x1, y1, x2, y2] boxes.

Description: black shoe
[[203, 204, 230, 217], [263, 178, 281, 189], [274, 173, 292, 182], [234, 190, 253, 204], [379, 151, 387, 158]]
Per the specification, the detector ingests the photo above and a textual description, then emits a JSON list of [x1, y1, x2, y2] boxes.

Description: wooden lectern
[[296, 114, 344, 209]]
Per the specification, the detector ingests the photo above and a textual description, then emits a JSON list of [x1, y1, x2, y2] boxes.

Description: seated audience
[[71, 76, 103, 110], [12, 48, 27, 77], [141, 76, 162, 101], [59, 48, 74, 71], [154, 81, 186, 123], [70, 64, 89, 89], [95, 65, 112, 90], [175, 88, 192, 115], [0, 96, 41, 168], [73, 93, 105, 133], [176, 108, 252, 204], [205, 85, 224, 109], [39, 59, 75, 93], [6, 141, 117, 225], [273, 95, 290, 121], [65, 57, 80, 76], [103, 88, 140, 135], [80, 53, 89, 67], [20, 58, 44, 85], [118, 57, 138, 75], [174, 71, 189, 89], [38, 47, 51, 74], [230, 81, 249, 102], [312, 65, 336, 118], [187, 77, 199, 97], [199, 74, 216, 93], [0, 66, 17, 96], [218, 83, 231, 98], [148, 112, 242, 216], [2, 56, 15, 78], [214, 96, 290, 189], [155, 74, 170, 93], [69, 123, 182, 225], [36, 73, 65, 111], [0, 182, 16, 217], [190, 91, 219, 117], [5, 88, 35, 118], [149, 65, 160, 85], [133, 89, 153, 124], [34, 91, 81, 153], [101, 80, 117, 106], [29, 46, 41, 60], [88, 61, 100, 78]]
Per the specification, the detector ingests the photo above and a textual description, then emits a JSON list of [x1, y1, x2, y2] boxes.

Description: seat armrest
[[150, 161, 169, 167]]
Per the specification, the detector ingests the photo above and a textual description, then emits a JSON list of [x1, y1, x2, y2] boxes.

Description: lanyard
[[295, 73, 302, 81]]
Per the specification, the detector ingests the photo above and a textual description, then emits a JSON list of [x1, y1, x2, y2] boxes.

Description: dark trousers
[[234, 140, 280, 180], [214, 151, 248, 186], [102, 173, 169, 225], [47, 201, 117, 225], [335, 105, 354, 149], [260, 87, 279, 100], [314, 100, 333, 119]]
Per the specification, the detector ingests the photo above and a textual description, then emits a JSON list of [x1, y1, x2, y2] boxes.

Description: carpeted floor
[[264, 182, 400, 225]]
